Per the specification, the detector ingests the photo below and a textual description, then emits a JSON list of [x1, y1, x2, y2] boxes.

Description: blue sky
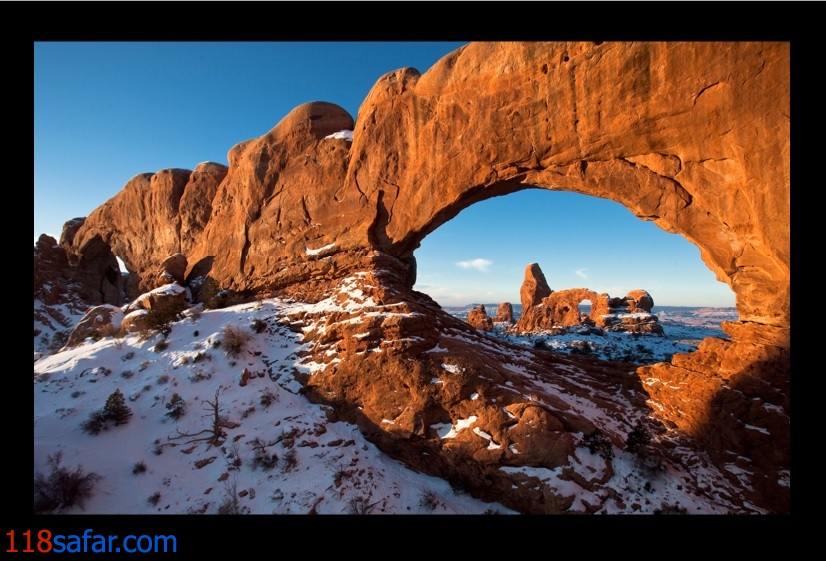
[[34, 42, 736, 308]]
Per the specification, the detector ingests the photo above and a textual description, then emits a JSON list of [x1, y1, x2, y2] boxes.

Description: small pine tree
[[165, 393, 186, 420], [103, 389, 132, 426], [625, 419, 652, 454]]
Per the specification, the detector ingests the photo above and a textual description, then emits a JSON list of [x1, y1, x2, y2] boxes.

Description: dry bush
[[220, 324, 253, 358], [419, 489, 441, 512], [34, 451, 101, 513]]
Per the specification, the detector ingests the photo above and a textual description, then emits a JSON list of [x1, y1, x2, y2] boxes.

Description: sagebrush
[[34, 451, 101, 513]]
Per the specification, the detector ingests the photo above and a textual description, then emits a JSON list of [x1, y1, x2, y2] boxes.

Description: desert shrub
[[217, 476, 248, 515], [348, 495, 376, 515], [282, 448, 298, 472], [157, 374, 170, 385], [70, 391, 83, 399], [81, 410, 109, 435], [220, 324, 253, 358], [625, 419, 652, 454], [251, 318, 268, 334], [121, 370, 135, 379], [250, 438, 279, 471], [419, 489, 441, 512], [154, 339, 169, 353], [132, 461, 147, 475], [165, 393, 186, 420], [580, 428, 614, 460], [449, 477, 468, 496], [147, 491, 161, 506], [121, 351, 135, 361], [142, 306, 183, 338], [189, 369, 211, 383], [200, 278, 228, 310], [654, 502, 687, 515], [332, 464, 350, 486], [104, 389, 132, 426], [259, 387, 279, 408], [49, 331, 69, 351], [34, 451, 101, 514]]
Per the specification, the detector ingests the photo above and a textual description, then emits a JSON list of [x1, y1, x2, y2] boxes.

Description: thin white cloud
[[575, 268, 588, 280], [455, 258, 492, 272]]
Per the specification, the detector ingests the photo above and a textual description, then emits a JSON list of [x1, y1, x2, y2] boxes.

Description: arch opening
[[411, 188, 737, 364], [577, 299, 593, 324]]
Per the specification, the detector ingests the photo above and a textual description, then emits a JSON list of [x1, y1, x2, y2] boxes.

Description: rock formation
[[493, 302, 515, 324], [160, 253, 188, 286], [513, 265, 662, 334], [64, 304, 125, 348], [621, 290, 654, 313], [36, 42, 790, 513], [466, 304, 494, 331], [520, 264, 552, 311]]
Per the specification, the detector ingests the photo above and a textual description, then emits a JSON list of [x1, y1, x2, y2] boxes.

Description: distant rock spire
[[520, 263, 552, 312]]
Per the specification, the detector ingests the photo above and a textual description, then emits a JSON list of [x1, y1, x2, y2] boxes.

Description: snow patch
[[434, 415, 478, 439], [306, 243, 337, 256], [442, 363, 461, 374], [324, 130, 354, 141]]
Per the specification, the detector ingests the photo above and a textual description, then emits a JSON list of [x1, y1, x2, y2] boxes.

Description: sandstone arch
[[515, 288, 610, 332], [59, 42, 789, 512], [348, 42, 788, 337]]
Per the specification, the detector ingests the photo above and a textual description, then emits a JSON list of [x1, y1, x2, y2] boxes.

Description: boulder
[[131, 283, 186, 310], [467, 305, 494, 331], [160, 253, 188, 285], [624, 290, 654, 313], [64, 305, 125, 348]]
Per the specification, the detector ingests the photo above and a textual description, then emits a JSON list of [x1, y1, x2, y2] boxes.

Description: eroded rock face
[[47, 42, 789, 513], [36, 223, 123, 307], [467, 305, 494, 331]]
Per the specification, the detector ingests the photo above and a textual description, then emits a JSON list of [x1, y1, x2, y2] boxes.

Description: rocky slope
[[35, 41, 790, 513], [35, 276, 761, 514]]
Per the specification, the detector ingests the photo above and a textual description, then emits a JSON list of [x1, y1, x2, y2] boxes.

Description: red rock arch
[[59, 41, 789, 512], [348, 42, 789, 339], [345, 42, 789, 487]]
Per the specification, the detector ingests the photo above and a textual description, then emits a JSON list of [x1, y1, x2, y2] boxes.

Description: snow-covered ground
[[34, 280, 754, 515], [33, 298, 514, 515]]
